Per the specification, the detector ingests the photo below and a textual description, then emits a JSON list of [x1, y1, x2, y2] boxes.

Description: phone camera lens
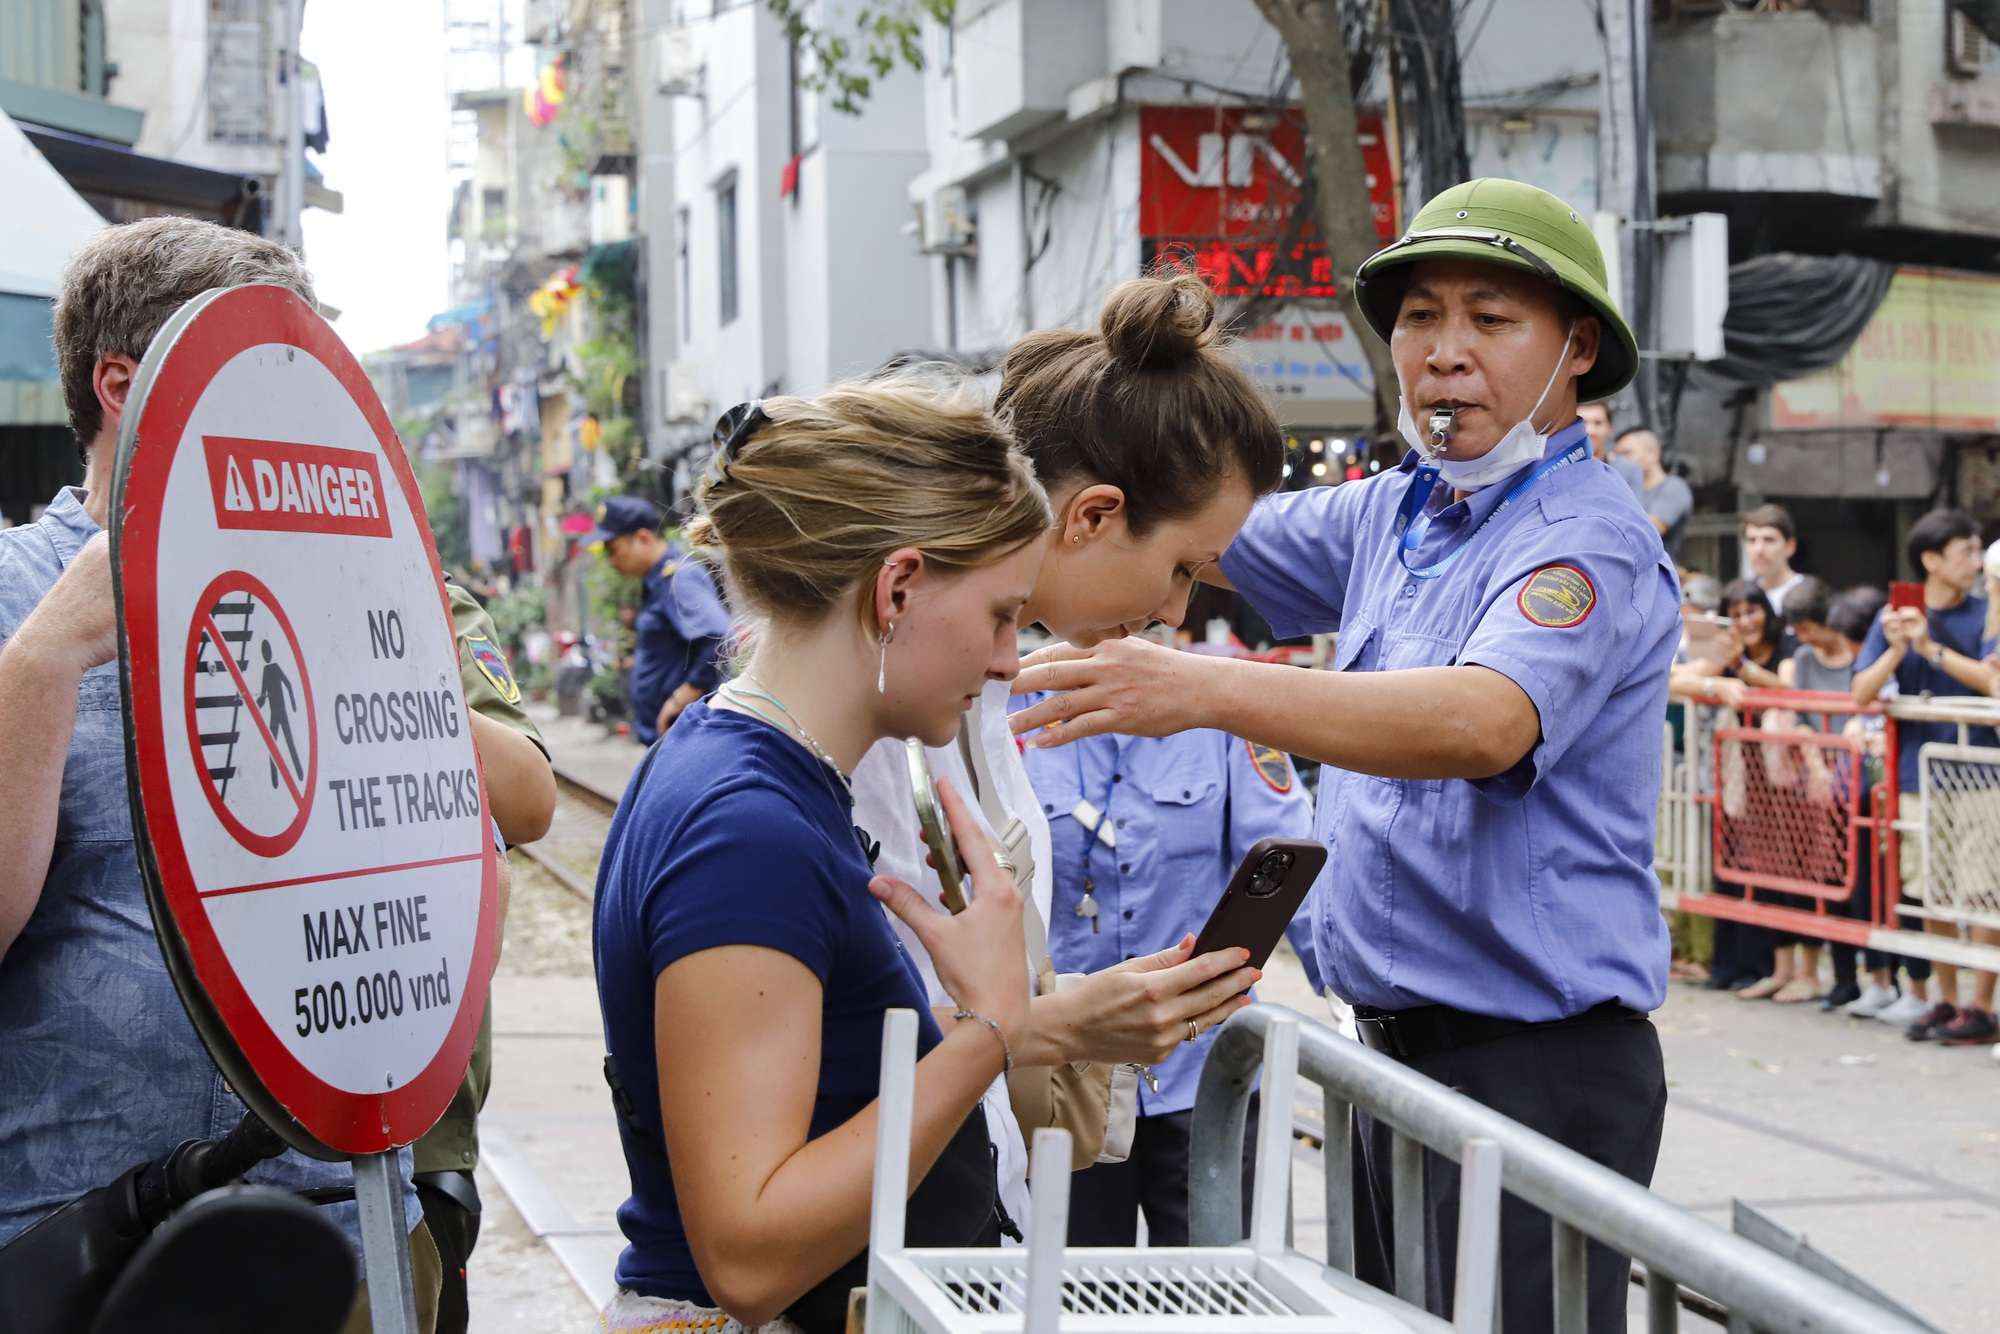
[[1247, 850, 1295, 899]]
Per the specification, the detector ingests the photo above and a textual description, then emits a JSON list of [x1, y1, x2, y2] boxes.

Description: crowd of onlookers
[[1579, 406, 2000, 1055]]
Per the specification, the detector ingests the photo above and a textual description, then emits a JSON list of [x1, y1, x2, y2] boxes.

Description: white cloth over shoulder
[[851, 678, 1053, 1239]]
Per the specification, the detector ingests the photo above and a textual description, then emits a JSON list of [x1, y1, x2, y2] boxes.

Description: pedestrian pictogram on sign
[[183, 571, 317, 858]]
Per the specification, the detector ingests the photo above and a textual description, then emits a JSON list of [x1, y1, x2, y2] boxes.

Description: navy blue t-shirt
[[593, 701, 941, 1303], [1857, 594, 1997, 792]]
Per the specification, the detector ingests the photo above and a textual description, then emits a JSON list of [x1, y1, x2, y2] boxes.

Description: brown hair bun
[[996, 271, 1283, 535], [1099, 270, 1217, 370]]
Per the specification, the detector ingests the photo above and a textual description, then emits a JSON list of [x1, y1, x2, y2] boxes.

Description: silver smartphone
[[904, 739, 969, 914]]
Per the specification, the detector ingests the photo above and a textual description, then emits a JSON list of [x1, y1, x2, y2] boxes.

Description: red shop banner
[[1138, 106, 1396, 299]]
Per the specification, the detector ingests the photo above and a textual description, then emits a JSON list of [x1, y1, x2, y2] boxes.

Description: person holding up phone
[[591, 381, 1050, 1334], [1852, 510, 2000, 1044], [1013, 704, 1317, 1246], [850, 272, 1280, 1232]]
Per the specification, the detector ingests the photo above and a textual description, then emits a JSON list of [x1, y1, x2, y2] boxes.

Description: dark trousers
[[1711, 890, 1775, 986], [1066, 1097, 1260, 1246], [415, 1176, 482, 1334], [1352, 1017, 1667, 1334]]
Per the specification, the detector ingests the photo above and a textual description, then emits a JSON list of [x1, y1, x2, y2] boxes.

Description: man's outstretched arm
[[1010, 638, 1541, 781], [0, 534, 118, 962]]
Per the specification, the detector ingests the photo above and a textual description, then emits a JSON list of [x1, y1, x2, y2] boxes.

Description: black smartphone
[[1190, 837, 1328, 970]]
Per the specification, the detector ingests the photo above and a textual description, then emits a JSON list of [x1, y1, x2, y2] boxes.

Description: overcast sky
[[299, 0, 453, 357]]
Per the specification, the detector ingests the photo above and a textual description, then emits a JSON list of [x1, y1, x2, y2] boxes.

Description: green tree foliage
[[768, 0, 955, 114]]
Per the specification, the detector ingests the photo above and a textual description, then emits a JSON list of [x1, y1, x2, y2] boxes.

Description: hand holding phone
[[1190, 838, 1328, 970], [1888, 581, 1926, 614], [1682, 613, 1734, 666]]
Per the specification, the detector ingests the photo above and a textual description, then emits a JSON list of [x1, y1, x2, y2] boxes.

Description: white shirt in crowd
[[1763, 571, 1804, 617]]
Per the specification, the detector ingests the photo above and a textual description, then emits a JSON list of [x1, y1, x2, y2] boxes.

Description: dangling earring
[[877, 623, 895, 694]]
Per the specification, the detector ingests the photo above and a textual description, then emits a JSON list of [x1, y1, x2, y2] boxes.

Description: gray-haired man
[[0, 218, 440, 1330]]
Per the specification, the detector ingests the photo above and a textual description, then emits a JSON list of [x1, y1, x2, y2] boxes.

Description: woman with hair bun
[[593, 381, 1052, 1333], [851, 270, 1294, 1231]]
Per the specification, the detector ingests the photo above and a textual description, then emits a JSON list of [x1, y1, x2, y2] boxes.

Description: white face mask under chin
[[1398, 329, 1575, 492]]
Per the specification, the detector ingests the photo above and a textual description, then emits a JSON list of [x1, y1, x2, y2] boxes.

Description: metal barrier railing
[[1190, 1003, 1935, 1334], [1656, 688, 2000, 971]]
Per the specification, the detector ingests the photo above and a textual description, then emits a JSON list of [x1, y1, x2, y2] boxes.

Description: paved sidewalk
[[467, 850, 624, 1330]]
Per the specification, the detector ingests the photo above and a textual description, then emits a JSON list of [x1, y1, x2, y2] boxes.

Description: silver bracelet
[[952, 1008, 1013, 1073]]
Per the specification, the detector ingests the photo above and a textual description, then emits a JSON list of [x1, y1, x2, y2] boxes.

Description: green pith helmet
[[1353, 178, 1639, 401]]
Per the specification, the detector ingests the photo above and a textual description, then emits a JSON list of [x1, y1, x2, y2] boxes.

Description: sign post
[[111, 285, 498, 1332]]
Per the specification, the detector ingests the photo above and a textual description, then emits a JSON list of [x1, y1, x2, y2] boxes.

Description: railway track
[[513, 766, 623, 902]]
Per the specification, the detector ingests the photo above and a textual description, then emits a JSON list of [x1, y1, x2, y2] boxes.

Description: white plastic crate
[[862, 1011, 1473, 1333]]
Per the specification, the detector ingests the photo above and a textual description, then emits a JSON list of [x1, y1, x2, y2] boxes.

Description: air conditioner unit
[[655, 27, 705, 96], [664, 363, 709, 425], [1656, 213, 1729, 362], [1948, 9, 1986, 80], [917, 187, 975, 255], [590, 174, 631, 244]]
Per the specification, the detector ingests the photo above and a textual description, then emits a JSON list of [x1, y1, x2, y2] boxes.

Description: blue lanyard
[[1391, 441, 1588, 580]]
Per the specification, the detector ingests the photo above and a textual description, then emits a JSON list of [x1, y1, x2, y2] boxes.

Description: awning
[[0, 113, 105, 299], [21, 123, 263, 228], [0, 113, 103, 425]]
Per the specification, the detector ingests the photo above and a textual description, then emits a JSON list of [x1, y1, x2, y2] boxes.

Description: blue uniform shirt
[[1857, 596, 1998, 793], [630, 546, 729, 745], [1015, 709, 1318, 1114], [1217, 420, 1678, 1023]]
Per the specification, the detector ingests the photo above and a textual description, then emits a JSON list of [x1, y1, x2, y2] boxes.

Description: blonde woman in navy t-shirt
[[593, 382, 1052, 1333]]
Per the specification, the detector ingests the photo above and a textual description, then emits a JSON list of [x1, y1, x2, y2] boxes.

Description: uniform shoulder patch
[[1247, 739, 1294, 793], [465, 635, 523, 705], [1517, 563, 1596, 628]]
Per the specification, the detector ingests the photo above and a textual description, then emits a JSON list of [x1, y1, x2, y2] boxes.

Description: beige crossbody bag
[[956, 700, 1139, 1171]]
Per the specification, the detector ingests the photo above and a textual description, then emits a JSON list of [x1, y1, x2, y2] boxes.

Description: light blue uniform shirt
[[0, 488, 416, 1254], [1217, 421, 1677, 1023], [1014, 708, 1318, 1114]]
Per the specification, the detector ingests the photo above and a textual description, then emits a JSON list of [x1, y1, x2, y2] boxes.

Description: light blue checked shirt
[[0, 487, 415, 1255]]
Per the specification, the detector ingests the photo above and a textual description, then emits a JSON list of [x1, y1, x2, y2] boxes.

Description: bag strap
[[959, 698, 1053, 974]]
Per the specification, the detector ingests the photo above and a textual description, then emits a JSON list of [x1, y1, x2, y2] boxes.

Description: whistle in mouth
[[1427, 407, 1457, 444]]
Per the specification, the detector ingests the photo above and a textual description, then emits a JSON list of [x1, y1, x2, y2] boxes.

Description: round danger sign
[[113, 285, 497, 1157]]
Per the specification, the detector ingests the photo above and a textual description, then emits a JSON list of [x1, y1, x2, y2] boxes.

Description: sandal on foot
[[1736, 977, 1783, 1000], [1772, 980, 1821, 1004]]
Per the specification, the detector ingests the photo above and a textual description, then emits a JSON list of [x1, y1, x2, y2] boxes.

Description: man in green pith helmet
[[1009, 179, 1679, 1333]]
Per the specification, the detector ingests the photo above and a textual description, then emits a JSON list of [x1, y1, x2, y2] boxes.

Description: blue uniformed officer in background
[[1013, 698, 1320, 1246], [1009, 179, 1679, 1333], [586, 496, 731, 745]]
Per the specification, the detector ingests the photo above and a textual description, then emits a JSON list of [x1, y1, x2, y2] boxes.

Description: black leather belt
[[1352, 999, 1644, 1061]]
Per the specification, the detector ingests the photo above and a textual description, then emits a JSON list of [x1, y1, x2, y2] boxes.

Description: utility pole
[[1600, 0, 1656, 423], [273, 0, 306, 250]]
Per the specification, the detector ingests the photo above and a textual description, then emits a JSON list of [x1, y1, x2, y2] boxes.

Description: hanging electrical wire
[[1388, 0, 1470, 206]]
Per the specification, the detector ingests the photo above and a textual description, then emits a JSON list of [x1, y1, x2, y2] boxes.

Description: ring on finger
[[993, 852, 1014, 874], [1184, 1019, 1199, 1043]]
